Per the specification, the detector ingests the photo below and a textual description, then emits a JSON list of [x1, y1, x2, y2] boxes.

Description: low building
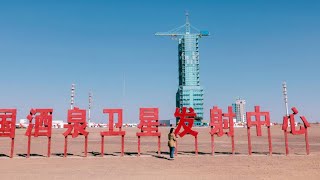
[[159, 120, 171, 127]]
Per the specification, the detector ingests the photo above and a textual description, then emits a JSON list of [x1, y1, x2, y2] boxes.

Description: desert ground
[[1, 125, 320, 180]]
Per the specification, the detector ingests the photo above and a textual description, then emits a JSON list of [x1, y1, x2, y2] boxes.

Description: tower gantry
[[155, 13, 209, 125]]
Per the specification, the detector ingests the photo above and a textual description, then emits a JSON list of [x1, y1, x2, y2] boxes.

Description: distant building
[[159, 120, 171, 127], [232, 98, 246, 123], [52, 120, 65, 128]]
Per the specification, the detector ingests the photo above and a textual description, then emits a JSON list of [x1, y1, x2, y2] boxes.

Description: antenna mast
[[282, 81, 289, 116], [122, 73, 126, 124], [70, 84, 75, 109], [88, 91, 92, 126], [185, 11, 190, 34]]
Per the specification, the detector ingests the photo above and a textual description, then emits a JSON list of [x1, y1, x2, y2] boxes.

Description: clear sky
[[0, 0, 319, 124]]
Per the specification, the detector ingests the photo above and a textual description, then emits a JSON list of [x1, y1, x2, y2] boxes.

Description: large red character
[[0, 109, 16, 158], [282, 107, 310, 155], [174, 107, 198, 155], [63, 107, 89, 157], [25, 108, 53, 158], [136, 108, 161, 156], [100, 109, 126, 156], [246, 106, 272, 155], [210, 106, 235, 155]]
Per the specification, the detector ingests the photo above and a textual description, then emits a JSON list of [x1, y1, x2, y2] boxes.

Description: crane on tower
[[155, 12, 209, 38]]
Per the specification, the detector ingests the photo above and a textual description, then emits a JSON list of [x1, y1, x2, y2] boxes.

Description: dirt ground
[[1, 125, 320, 180]]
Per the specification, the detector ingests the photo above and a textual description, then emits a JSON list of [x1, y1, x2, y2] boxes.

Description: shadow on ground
[[52, 152, 88, 157], [90, 151, 117, 157], [0, 154, 10, 158], [151, 154, 174, 161], [252, 151, 284, 155], [17, 153, 46, 157]]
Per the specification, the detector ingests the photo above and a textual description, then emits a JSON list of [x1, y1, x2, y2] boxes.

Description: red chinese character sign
[[100, 109, 126, 156], [210, 106, 235, 155], [246, 106, 272, 155], [282, 107, 310, 155], [63, 107, 89, 157], [136, 108, 161, 156], [174, 107, 198, 155], [25, 108, 53, 158], [0, 109, 16, 158]]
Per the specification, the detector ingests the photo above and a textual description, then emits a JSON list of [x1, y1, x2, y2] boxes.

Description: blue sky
[[0, 0, 319, 123]]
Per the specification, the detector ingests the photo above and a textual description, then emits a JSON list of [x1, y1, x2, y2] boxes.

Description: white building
[[52, 120, 65, 128], [232, 98, 246, 123]]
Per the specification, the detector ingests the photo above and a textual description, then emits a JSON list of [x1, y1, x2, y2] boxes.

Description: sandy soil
[[1, 125, 320, 180]]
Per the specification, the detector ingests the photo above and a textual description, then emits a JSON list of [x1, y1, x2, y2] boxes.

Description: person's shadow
[[151, 154, 173, 160]]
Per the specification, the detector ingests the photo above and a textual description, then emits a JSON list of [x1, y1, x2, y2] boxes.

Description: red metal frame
[[174, 107, 198, 156], [210, 106, 235, 155], [282, 107, 310, 155], [0, 109, 16, 158], [25, 108, 53, 158], [246, 106, 272, 155], [100, 109, 126, 156], [136, 108, 161, 156], [63, 107, 89, 157]]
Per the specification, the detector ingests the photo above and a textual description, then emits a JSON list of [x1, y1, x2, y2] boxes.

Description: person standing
[[168, 128, 176, 159]]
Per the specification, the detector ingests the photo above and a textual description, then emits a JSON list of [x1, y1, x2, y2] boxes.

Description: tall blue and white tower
[[155, 13, 209, 125]]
